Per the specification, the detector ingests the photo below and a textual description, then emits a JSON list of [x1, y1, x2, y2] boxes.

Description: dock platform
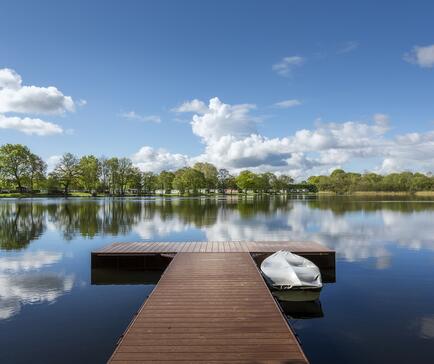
[[93, 240, 332, 255], [108, 252, 309, 363], [92, 241, 335, 363]]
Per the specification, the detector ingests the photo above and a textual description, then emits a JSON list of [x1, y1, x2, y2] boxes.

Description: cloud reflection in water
[[0, 251, 74, 320]]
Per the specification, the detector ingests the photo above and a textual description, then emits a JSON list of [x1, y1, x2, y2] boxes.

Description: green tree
[[117, 158, 134, 195], [99, 156, 110, 193], [157, 171, 175, 193], [172, 169, 188, 194], [79, 155, 101, 193], [173, 167, 205, 195], [278, 175, 294, 191], [0, 144, 36, 191], [28, 153, 47, 191], [142, 172, 158, 193], [411, 173, 432, 191], [51, 153, 81, 195], [106, 158, 119, 194], [217, 168, 231, 190], [193, 162, 218, 191], [256, 172, 273, 192], [235, 170, 258, 192], [127, 166, 143, 194]]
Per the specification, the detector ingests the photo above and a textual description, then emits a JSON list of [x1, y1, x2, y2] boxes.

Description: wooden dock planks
[[108, 252, 308, 363], [94, 240, 332, 254]]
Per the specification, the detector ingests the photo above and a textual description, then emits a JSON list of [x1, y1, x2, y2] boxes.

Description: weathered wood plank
[[108, 253, 309, 363], [93, 240, 332, 254]]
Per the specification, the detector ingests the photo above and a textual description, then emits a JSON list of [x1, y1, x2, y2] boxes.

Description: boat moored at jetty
[[261, 250, 323, 292]]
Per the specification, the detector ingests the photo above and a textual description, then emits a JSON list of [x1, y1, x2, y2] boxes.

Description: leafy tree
[[99, 156, 110, 193], [193, 162, 218, 191], [217, 169, 238, 191], [51, 153, 81, 195], [142, 172, 158, 193], [28, 153, 47, 191], [117, 158, 133, 195], [157, 171, 175, 193], [226, 175, 238, 190], [127, 166, 143, 194], [257, 172, 274, 192], [235, 170, 258, 192], [411, 173, 432, 191], [278, 175, 294, 190], [217, 168, 231, 190], [172, 169, 188, 194], [0, 144, 39, 191], [46, 175, 62, 194], [106, 158, 120, 194], [308, 169, 434, 193], [79, 155, 101, 193], [173, 167, 205, 194]]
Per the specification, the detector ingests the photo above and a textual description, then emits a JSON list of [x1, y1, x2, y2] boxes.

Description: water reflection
[[0, 203, 45, 250], [0, 272, 74, 320], [0, 197, 434, 263], [0, 251, 62, 272], [0, 197, 434, 363], [280, 299, 324, 319], [47, 200, 143, 240], [91, 269, 163, 285], [274, 290, 324, 320], [0, 250, 73, 320]]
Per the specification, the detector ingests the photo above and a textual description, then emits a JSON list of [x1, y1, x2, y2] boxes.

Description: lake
[[0, 196, 433, 363]]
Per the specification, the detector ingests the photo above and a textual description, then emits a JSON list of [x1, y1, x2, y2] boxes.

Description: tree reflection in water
[[0, 196, 433, 258], [0, 203, 45, 250]]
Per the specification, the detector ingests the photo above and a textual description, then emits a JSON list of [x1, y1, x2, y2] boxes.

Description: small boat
[[260, 250, 322, 290]]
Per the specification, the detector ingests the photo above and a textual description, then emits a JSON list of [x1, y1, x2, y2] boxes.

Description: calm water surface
[[0, 196, 434, 363]]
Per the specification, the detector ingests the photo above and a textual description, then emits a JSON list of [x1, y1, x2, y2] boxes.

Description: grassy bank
[[414, 191, 434, 196], [1, 191, 434, 198], [318, 191, 434, 196], [352, 191, 412, 196]]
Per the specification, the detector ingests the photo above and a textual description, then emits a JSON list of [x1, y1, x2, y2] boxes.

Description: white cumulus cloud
[[132, 97, 434, 179], [132, 146, 189, 172], [0, 114, 63, 135], [0, 68, 78, 136], [172, 99, 208, 114], [404, 44, 434, 68], [189, 97, 257, 142], [0, 68, 75, 114]]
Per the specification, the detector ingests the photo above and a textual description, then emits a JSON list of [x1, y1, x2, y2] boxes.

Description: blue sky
[[1, 0, 434, 178]]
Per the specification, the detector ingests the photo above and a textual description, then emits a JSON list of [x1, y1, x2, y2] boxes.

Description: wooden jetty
[[92, 241, 335, 363]]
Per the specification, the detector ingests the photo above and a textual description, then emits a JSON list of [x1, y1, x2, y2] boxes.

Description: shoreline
[[1, 191, 434, 198]]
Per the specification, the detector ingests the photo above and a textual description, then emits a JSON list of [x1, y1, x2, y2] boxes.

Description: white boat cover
[[260, 250, 322, 290]]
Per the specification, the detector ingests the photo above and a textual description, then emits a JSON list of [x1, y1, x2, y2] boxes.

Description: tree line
[[1, 144, 433, 196], [0, 144, 302, 195], [308, 169, 434, 193]]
